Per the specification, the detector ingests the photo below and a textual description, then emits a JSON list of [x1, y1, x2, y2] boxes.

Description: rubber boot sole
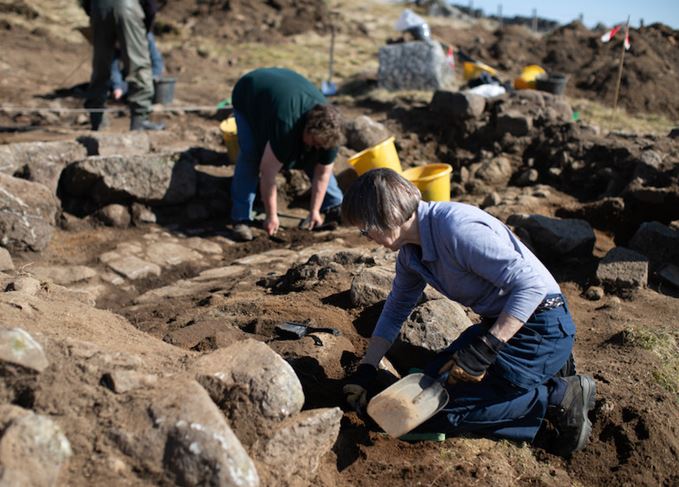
[[574, 375, 596, 453]]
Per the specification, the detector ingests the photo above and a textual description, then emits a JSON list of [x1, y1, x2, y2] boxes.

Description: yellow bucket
[[462, 61, 498, 81], [514, 64, 546, 90], [347, 136, 402, 175], [219, 117, 239, 164], [402, 164, 453, 202]]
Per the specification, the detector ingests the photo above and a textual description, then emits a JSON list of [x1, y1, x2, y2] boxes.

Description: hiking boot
[[130, 116, 165, 131], [90, 111, 108, 131], [548, 374, 596, 457], [230, 222, 253, 242]]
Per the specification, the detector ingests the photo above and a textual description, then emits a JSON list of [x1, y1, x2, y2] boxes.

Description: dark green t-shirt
[[232, 67, 338, 170]]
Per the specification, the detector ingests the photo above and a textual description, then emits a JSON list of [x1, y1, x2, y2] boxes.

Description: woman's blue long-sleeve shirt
[[373, 201, 561, 343]]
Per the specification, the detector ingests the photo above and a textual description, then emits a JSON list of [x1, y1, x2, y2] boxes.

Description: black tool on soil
[[275, 321, 341, 346]]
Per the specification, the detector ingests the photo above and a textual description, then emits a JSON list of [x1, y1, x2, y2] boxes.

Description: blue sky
[[458, 0, 678, 28]]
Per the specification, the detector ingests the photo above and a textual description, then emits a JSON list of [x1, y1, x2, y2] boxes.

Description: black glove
[[342, 364, 377, 413], [438, 332, 505, 383]]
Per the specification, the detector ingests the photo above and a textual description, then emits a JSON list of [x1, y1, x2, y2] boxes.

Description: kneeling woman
[[342, 168, 595, 457]]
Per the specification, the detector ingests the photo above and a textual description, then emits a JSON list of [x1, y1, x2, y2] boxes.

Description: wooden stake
[[612, 16, 630, 110]]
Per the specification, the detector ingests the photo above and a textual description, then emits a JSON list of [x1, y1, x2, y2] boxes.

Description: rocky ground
[[1, 0, 678, 486]]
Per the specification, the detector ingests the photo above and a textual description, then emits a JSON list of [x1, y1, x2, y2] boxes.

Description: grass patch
[[622, 326, 679, 395], [570, 97, 676, 135]]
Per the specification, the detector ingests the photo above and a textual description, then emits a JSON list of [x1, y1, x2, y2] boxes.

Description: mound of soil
[[159, 0, 331, 42], [435, 21, 679, 118]]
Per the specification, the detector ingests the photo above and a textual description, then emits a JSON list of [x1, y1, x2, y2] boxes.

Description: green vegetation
[[622, 326, 679, 395], [571, 98, 675, 135]]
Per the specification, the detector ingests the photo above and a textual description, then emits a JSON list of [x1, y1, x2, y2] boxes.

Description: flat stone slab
[[106, 256, 161, 280], [596, 247, 648, 289], [30, 265, 97, 285], [143, 242, 203, 268]]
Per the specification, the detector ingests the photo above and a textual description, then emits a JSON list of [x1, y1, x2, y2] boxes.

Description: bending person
[[342, 169, 595, 458], [229, 67, 344, 241]]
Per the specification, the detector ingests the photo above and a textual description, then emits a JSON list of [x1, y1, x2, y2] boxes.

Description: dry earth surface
[[0, 0, 678, 486]]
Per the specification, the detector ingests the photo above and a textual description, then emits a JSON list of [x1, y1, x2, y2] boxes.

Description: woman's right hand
[[263, 214, 280, 236]]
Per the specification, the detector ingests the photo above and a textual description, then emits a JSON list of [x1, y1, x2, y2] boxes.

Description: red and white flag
[[601, 23, 631, 50], [600, 24, 621, 42]]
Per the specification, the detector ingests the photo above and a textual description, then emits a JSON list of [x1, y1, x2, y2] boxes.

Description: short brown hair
[[304, 104, 343, 149], [342, 168, 421, 234]]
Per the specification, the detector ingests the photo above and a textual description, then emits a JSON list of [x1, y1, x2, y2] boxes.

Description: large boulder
[[378, 40, 454, 91], [60, 152, 197, 206], [344, 115, 391, 152], [0, 405, 72, 487], [389, 299, 471, 372], [629, 221, 679, 267], [0, 140, 87, 194], [349, 266, 395, 307], [251, 408, 342, 487], [76, 132, 151, 157], [430, 90, 486, 120], [507, 214, 595, 260], [0, 327, 49, 373], [596, 247, 648, 291], [143, 378, 260, 487], [472, 157, 514, 186], [0, 174, 59, 252], [191, 339, 305, 446]]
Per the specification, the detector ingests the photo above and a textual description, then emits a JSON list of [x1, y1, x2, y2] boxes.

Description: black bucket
[[536, 74, 567, 95], [153, 77, 176, 105]]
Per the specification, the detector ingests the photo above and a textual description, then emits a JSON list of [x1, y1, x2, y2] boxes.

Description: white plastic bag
[[395, 9, 426, 31]]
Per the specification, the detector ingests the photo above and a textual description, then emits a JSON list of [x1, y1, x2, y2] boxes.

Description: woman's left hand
[[438, 332, 505, 384]]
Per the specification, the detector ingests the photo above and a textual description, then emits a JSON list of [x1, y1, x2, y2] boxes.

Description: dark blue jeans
[[418, 295, 575, 442], [230, 110, 343, 222]]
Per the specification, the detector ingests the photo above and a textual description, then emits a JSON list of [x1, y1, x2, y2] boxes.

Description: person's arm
[[259, 142, 283, 235], [306, 162, 334, 229]]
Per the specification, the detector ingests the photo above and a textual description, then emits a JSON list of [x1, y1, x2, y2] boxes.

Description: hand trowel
[[367, 372, 449, 438]]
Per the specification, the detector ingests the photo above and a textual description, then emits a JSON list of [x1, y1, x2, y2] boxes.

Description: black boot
[[90, 111, 107, 131], [130, 115, 165, 131], [546, 375, 596, 457]]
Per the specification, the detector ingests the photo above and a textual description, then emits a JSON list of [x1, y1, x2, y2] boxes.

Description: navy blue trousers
[[417, 295, 575, 442]]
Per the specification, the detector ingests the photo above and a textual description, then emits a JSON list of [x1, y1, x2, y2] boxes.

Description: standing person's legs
[[230, 111, 260, 224], [85, 2, 116, 130], [146, 32, 164, 79], [114, 0, 153, 125]]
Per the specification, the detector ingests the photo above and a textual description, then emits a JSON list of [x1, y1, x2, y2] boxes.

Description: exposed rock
[[77, 132, 151, 157], [596, 247, 648, 290], [101, 369, 158, 394], [0, 247, 13, 271], [191, 339, 305, 446], [344, 115, 391, 152], [0, 327, 49, 372], [252, 408, 342, 487], [0, 174, 59, 252], [105, 255, 161, 280], [515, 168, 539, 186], [496, 110, 533, 136], [0, 140, 87, 193], [96, 204, 131, 228], [0, 405, 72, 487], [146, 378, 260, 487], [584, 286, 604, 301], [4, 276, 41, 295], [658, 264, 679, 288], [143, 242, 202, 268], [60, 151, 197, 206], [349, 265, 395, 307], [389, 299, 471, 372], [378, 40, 454, 91], [472, 157, 514, 186], [430, 90, 486, 120], [184, 237, 223, 255], [507, 214, 595, 260], [481, 192, 502, 209], [629, 221, 679, 267], [130, 202, 157, 225], [30, 265, 96, 286]]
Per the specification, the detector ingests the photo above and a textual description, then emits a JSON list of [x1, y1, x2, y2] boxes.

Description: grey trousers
[[85, 0, 153, 117]]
